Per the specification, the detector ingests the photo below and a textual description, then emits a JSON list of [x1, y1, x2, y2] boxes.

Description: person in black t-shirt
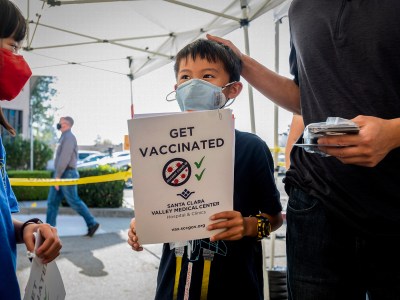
[[128, 39, 283, 299], [207, 1, 400, 299]]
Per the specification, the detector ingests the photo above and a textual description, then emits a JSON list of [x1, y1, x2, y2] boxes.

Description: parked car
[[77, 153, 108, 165], [78, 150, 101, 164], [108, 158, 132, 189], [110, 150, 130, 159], [77, 154, 132, 188]]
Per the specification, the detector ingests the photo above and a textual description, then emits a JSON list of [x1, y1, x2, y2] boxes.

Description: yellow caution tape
[[277, 161, 285, 167], [9, 170, 132, 187], [269, 147, 285, 153]]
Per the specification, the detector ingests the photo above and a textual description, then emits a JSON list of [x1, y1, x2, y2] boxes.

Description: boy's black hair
[[174, 39, 242, 83], [0, 0, 27, 42]]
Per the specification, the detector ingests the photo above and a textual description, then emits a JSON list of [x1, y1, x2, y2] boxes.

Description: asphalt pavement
[[15, 179, 288, 300]]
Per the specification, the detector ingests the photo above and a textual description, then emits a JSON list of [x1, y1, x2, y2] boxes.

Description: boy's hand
[[208, 211, 252, 242], [127, 218, 143, 251], [23, 223, 62, 264]]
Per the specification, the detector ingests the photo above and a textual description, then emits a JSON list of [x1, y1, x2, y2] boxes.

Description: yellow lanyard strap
[[200, 249, 214, 300], [173, 247, 184, 300]]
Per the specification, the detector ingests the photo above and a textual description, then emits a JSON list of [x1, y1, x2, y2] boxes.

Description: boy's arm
[[242, 212, 283, 238]]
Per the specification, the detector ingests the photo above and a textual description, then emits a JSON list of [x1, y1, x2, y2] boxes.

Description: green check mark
[[195, 169, 206, 181], [194, 156, 205, 169]]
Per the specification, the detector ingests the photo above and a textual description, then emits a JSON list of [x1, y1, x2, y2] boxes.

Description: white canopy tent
[[17, 0, 289, 125], [14, 0, 293, 172]]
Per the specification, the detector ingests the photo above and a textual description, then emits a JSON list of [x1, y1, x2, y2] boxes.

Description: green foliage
[[31, 76, 59, 145], [77, 165, 124, 208], [4, 136, 53, 170], [8, 170, 51, 201]]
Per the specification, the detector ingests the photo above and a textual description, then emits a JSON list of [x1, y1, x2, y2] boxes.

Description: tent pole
[[128, 57, 134, 119], [273, 20, 280, 180], [129, 76, 134, 118], [241, 1, 256, 134], [27, 0, 35, 171]]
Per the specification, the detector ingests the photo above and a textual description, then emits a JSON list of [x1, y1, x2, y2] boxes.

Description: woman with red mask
[[0, 1, 62, 299]]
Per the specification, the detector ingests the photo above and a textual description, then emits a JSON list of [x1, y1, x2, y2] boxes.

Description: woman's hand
[[23, 223, 62, 264]]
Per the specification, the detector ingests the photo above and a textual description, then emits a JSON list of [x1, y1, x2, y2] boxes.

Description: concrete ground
[[15, 182, 288, 300]]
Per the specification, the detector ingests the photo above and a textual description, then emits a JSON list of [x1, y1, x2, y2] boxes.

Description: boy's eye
[[203, 74, 214, 79], [180, 75, 190, 80]]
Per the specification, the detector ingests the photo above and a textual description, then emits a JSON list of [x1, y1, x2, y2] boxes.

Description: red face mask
[[0, 48, 32, 101]]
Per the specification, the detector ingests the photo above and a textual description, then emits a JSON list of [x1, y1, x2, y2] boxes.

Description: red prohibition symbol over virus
[[162, 158, 191, 187]]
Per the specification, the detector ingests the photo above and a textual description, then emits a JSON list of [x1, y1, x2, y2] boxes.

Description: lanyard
[[200, 249, 215, 300], [173, 247, 184, 300], [173, 246, 215, 299]]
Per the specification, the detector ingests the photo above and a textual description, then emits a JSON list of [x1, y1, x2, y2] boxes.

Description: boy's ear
[[227, 82, 243, 99], [174, 83, 178, 90]]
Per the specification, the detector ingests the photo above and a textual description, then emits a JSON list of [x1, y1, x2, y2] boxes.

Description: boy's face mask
[[0, 48, 32, 101], [171, 79, 235, 112]]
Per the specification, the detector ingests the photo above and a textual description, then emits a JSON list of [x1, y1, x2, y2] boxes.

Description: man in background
[[46, 116, 100, 237]]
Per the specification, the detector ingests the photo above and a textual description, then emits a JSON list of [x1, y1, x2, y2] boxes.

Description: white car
[[77, 154, 132, 188], [77, 153, 108, 165], [78, 150, 101, 164], [77, 153, 131, 170]]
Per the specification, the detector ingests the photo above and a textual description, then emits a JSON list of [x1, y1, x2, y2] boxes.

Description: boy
[[128, 39, 283, 299]]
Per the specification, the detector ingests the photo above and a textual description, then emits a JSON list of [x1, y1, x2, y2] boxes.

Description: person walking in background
[[46, 116, 100, 237], [208, 1, 400, 298], [0, 1, 62, 299], [128, 39, 283, 299]]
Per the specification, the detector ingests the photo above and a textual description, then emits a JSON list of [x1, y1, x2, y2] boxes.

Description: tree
[[30, 76, 59, 145], [94, 136, 113, 146], [94, 134, 102, 145], [4, 136, 53, 170]]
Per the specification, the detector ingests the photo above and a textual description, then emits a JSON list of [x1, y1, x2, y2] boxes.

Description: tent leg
[[241, 2, 256, 134]]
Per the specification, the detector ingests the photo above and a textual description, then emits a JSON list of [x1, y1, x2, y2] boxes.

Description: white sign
[[128, 109, 234, 244], [23, 230, 66, 300]]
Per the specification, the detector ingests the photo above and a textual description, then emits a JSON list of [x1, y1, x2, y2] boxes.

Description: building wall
[[1, 79, 30, 139]]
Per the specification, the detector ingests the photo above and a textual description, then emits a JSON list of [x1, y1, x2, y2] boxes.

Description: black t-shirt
[[155, 130, 281, 300], [286, 0, 400, 237]]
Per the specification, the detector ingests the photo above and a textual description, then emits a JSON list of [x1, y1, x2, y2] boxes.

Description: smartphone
[[308, 125, 360, 135]]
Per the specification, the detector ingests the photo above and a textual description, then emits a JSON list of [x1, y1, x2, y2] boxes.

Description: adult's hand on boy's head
[[128, 218, 143, 251], [24, 223, 62, 264], [207, 210, 247, 242], [206, 34, 243, 59]]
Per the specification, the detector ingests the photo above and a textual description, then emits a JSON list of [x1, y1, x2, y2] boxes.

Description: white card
[[23, 229, 66, 300]]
